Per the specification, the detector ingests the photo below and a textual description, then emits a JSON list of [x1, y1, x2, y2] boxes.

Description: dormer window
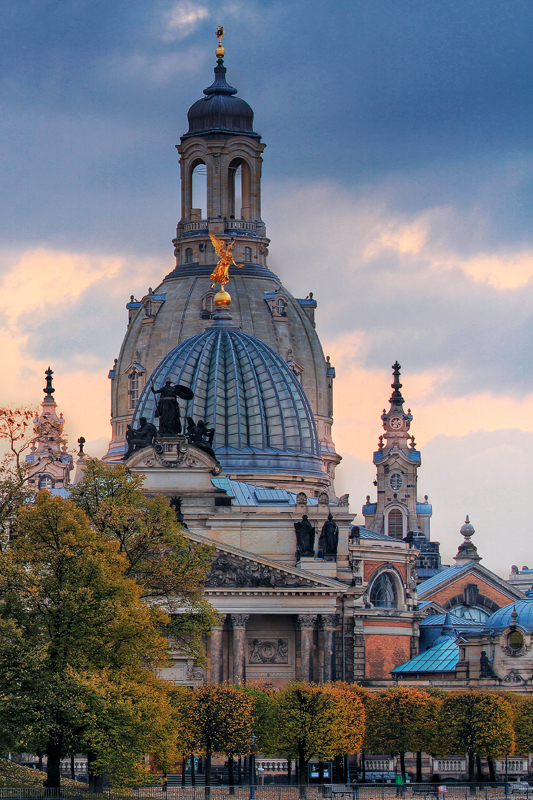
[[275, 298, 287, 316], [201, 293, 216, 319], [508, 630, 524, 652], [38, 475, 53, 490], [125, 363, 146, 410]]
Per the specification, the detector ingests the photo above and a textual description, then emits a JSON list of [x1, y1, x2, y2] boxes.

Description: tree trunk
[[238, 757, 242, 785], [299, 747, 307, 798], [228, 756, 235, 795], [287, 759, 291, 784], [361, 750, 366, 783], [45, 738, 62, 789], [205, 749, 211, 786], [87, 750, 103, 792], [318, 761, 324, 784], [182, 756, 187, 787], [476, 755, 484, 782], [488, 757, 496, 783], [38, 754, 43, 772], [468, 749, 475, 787], [191, 753, 196, 786], [70, 753, 75, 780], [400, 752, 406, 782], [416, 751, 422, 783]]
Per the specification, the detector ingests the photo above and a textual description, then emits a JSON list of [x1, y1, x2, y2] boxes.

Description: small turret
[[454, 516, 481, 564]]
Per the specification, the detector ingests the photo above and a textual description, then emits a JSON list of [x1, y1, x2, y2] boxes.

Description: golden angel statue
[[209, 232, 244, 290]]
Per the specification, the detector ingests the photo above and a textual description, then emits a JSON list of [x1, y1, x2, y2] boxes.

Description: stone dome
[[132, 320, 324, 478], [484, 591, 533, 633], [182, 63, 260, 141]]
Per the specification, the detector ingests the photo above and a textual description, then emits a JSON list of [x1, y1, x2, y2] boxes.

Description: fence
[[0, 785, 531, 800]]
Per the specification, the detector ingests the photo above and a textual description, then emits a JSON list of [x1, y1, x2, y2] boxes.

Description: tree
[[273, 682, 365, 795], [70, 458, 219, 660], [365, 686, 441, 781], [0, 406, 39, 478], [0, 407, 40, 545], [436, 691, 515, 784], [0, 491, 175, 788], [173, 683, 255, 787]]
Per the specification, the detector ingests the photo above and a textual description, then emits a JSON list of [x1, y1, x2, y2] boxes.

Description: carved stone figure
[[317, 513, 339, 558], [294, 514, 315, 558], [479, 650, 496, 679], [186, 417, 217, 461], [248, 638, 289, 664], [123, 417, 158, 459], [206, 553, 312, 588], [152, 379, 194, 435]]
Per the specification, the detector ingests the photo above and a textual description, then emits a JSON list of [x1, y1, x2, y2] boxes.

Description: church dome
[[132, 321, 324, 477], [484, 591, 533, 633], [182, 63, 260, 141]]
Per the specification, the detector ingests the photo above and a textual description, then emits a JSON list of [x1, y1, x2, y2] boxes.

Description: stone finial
[[77, 436, 86, 456], [44, 367, 55, 398], [454, 515, 481, 564]]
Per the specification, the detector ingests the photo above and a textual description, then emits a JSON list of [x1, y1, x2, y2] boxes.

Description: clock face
[[389, 416, 402, 429]]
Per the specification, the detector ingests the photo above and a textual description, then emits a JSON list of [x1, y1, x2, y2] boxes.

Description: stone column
[[230, 614, 249, 684], [318, 614, 339, 683], [296, 614, 317, 682], [209, 617, 226, 684]]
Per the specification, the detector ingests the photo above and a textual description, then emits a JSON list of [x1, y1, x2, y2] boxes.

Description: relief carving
[[248, 638, 289, 664], [206, 554, 314, 588], [503, 669, 524, 683]]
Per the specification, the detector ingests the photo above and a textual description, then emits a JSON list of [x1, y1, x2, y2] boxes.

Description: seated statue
[[186, 417, 217, 462], [122, 417, 158, 459]]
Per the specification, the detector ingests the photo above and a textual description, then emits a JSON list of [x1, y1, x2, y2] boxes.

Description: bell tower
[[173, 28, 269, 271], [362, 362, 432, 540]]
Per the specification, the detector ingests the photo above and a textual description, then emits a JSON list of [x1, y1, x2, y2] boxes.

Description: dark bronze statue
[[186, 417, 217, 461], [479, 650, 496, 679], [294, 514, 315, 559], [152, 379, 194, 435], [123, 417, 158, 459], [318, 512, 340, 558]]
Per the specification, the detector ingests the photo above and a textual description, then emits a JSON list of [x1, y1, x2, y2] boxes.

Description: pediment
[[185, 530, 345, 593], [125, 440, 221, 475], [418, 562, 524, 604]]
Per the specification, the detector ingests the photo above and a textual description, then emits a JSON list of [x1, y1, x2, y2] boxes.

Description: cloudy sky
[[1, 0, 532, 577]]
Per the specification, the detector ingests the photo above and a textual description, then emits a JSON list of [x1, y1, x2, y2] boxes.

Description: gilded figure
[[209, 232, 244, 290]]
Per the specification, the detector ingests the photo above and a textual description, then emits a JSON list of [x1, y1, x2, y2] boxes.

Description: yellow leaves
[[365, 686, 442, 756], [438, 691, 515, 759]]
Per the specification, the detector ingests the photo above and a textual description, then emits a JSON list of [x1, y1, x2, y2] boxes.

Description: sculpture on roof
[[318, 513, 339, 558], [294, 514, 315, 559], [186, 417, 217, 462], [209, 232, 243, 292], [479, 650, 496, 680], [152, 379, 194, 435], [123, 417, 158, 459]]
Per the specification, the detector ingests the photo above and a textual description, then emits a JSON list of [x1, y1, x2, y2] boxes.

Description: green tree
[[173, 683, 255, 787], [0, 491, 174, 788], [436, 691, 515, 784], [70, 458, 218, 659], [365, 686, 440, 780]]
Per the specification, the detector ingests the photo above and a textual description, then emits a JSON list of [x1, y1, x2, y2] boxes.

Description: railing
[[183, 221, 208, 232], [433, 760, 467, 773], [495, 761, 529, 774], [365, 762, 394, 773], [224, 220, 257, 232], [256, 761, 289, 773]]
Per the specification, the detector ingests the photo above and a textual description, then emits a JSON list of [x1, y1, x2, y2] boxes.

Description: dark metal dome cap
[[182, 63, 260, 141], [133, 328, 324, 477]]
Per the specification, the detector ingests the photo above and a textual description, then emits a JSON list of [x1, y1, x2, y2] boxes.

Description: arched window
[[129, 369, 141, 410], [201, 293, 216, 319], [185, 248, 194, 263], [275, 297, 287, 316], [387, 508, 404, 539], [38, 475, 53, 490], [453, 605, 490, 622], [508, 630, 524, 652], [390, 473, 402, 491], [244, 246, 252, 262], [191, 162, 207, 219], [228, 159, 251, 219], [370, 573, 397, 609]]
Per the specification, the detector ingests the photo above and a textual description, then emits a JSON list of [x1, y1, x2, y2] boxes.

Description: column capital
[[319, 613, 339, 630], [229, 613, 249, 629], [296, 614, 318, 629]]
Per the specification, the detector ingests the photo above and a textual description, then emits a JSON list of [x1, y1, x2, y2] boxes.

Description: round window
[[390, 473, 402, 491], [508, 630, 524, 652]]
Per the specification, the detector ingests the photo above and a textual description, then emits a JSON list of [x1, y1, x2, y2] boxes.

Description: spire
[[43, 366, 55, 401], [454, 515, 481, 564], [203, 25, 238, 98], [441, 612, 455, 638], [389, 361, 404, 405]]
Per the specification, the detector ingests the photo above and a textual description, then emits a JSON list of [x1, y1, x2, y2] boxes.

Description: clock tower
[[362, 362, 432, 542]]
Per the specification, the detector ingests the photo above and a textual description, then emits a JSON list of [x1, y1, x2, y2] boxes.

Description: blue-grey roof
[[212, 477, 321, 506], [133, 326, 323, 477], [417, 562, 474, 596], [373, 449, 420, 463], [391, 636, 459, 675], [420, 613, 483, 629], [297, 299, 317, 307], [485, 597, 533, 633], [350, 525, 394, 541], [416, 502, 432, 514], [362, 503, 377, 515]]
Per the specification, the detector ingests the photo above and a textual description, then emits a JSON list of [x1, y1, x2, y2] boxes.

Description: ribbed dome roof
[[484, 592, 533, 633], [182, 63, 260, 141], [132, 323, 323, 477]]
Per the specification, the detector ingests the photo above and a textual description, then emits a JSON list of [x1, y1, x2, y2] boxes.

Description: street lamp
[[250, 732, 258, 800]]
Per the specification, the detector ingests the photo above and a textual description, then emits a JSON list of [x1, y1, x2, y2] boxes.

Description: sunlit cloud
[[164, 2, 209, 41]]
